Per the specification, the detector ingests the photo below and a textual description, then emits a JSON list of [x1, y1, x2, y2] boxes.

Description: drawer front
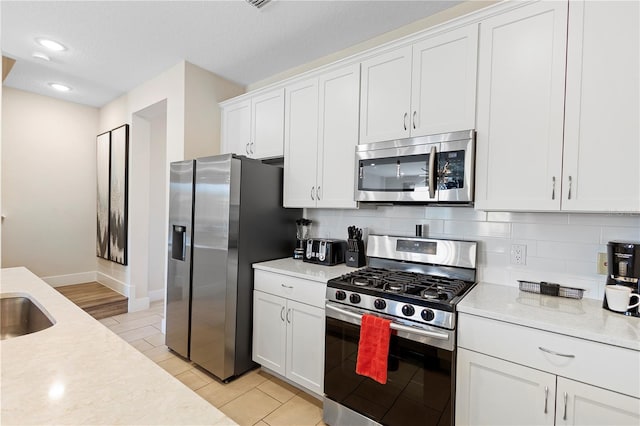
[[254, 270, 326, 308], [458, 313, 640, 399]]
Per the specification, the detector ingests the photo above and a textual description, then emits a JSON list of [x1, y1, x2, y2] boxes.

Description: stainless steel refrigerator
[[166, 154, 300, 381]]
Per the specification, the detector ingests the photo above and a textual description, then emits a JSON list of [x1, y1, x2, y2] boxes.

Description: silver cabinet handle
[[250, 142, 255, 154], [413, 111, 417, 129], [286, 308, 291, 324], [544, 386, 548, 414], [403, 112, 408, 131], [567, 175, 573, 200], [563, 392, 568, 421], [280, 306, 285, 322], [428, 145, 437, 199], [552, 176, 556, 200], [311, 186, 315, 200], [280, 284, 293, 289], [317, 186, 321, 200], [539, 346, 575, 358], [245, 142, 250, 155]]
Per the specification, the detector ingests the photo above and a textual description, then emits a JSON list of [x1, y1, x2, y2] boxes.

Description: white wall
[[306, 207, 640, 301], [1, 87, 99, 282], [184, 62, 245, 159], [97, 61, 243, 310]]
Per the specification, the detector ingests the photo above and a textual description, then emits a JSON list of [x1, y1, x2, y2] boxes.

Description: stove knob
[[374, 299, 386, 310], [349, 293, 361, 304], [421, 309, 435, 321], [402, 305, 415, 316], [335, 290, 346, 301]]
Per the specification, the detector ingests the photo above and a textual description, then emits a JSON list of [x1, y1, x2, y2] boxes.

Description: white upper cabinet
[[220, 88, 284, 159], [411, 24, 478, 136], [251, 89, 285, 159], [359, 46, 413, 144], [359, 24, 478, 144], [283, 78, 319, 208], [474, 1, 568, 211], [284, 64, 360, 209], [476, 0, 639, 213], [221, 99, 251, 156], [562, 0, 639, 212]]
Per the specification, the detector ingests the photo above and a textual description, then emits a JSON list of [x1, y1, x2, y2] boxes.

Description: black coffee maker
[[603, 241, 640, 317]]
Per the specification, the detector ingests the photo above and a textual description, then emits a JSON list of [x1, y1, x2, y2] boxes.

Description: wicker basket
[[518, 280, 585, 299]]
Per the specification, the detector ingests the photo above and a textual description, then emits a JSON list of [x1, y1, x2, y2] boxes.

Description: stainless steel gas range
[[323, 234, 478, 426]]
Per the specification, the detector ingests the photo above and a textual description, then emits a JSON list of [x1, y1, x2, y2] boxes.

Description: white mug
[[605, 285, 640, 313]]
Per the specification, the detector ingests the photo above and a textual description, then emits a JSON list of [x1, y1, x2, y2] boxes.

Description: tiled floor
[[99, 301, 326, 426]]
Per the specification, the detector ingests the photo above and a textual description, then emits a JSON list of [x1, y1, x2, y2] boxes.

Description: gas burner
[[421, 288, 441, 300], [386, 283, 404, 293], [352, 277, 370, 286]]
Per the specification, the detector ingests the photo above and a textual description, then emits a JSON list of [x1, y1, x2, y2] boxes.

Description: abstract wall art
[[96, 124, 129, 265]]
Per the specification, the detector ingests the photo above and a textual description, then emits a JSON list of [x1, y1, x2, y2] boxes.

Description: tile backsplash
[[305, 206, 640, 301]]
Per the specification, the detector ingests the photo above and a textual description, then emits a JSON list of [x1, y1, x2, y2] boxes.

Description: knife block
[[345, 240, 366, 268]]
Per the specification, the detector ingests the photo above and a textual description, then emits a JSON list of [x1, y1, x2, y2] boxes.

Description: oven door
[[324, 302, 455, 426]]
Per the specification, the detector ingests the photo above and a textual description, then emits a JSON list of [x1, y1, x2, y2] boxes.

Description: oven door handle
[[325, 302, 450, 341]]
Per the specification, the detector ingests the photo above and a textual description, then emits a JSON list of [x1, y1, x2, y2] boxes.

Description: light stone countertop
[[252, 257, 358, 282], [0, 267, 237, 426], [458, 281, 640, 351]]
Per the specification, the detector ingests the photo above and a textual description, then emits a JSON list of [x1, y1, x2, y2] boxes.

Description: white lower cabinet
[[456, 313, 640, 426], [252, 270, 325, 395]]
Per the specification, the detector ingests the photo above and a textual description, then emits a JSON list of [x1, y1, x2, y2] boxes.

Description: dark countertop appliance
[[603, 240, 640, 317], [303, 238, 347, 266], [166, 154, 301, 381], [323, 234, 478, 426]]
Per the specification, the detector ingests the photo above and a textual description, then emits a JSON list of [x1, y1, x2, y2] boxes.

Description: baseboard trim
[[96, 272, 130, 298], [148, 289, 165, 302], [129, 297, 150, 312], [42, 271, 97, 287]]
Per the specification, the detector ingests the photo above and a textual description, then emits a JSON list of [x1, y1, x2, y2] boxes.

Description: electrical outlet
[[510, 244, 527, 265], [597, 252, 608, 275]]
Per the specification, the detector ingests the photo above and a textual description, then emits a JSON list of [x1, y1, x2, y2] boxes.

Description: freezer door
[[190, 154, 239, 380], [166, 159, 195, 358]]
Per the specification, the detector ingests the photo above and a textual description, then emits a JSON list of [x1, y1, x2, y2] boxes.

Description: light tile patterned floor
[[100, 301, 326, 426]]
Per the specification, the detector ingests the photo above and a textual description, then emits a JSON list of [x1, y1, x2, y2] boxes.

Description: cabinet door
[[221, 99, 251, 155], [251, 88, 285, 159], [456, 348, 556, 426], [252, 291, 286, 376], [562, 0, 640, 212], [283, 78, 319, 208], [286, 299, 325, 396], [411, 24, 478, 136], [475, 1, 568, 211], [317, 64, 360, 209], [556, 377, 640, 426], [359, 46, 412, 144]]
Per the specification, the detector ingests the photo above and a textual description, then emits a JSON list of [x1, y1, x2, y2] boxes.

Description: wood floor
[[56, 282, 128, 319]]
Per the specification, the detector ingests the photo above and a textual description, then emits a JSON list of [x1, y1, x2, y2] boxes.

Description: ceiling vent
[[246, 0, 271, 9]]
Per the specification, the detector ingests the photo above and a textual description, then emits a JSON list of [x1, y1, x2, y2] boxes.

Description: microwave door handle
[[429, 145, 437, 199]]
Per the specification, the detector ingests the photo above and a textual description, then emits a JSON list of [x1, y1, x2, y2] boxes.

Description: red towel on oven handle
[[355, 313, 392, 384]]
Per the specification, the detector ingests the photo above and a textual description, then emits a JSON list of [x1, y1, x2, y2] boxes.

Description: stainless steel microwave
[[355, 130, 475, 204]]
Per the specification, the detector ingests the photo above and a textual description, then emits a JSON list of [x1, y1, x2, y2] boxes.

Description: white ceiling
[[1, 0, 463, 108]]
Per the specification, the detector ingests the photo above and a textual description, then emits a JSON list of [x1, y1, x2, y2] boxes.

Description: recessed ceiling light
[[37, 38, 66, 51], [32, 52, 51, 61], [49, 83, 72, 92]]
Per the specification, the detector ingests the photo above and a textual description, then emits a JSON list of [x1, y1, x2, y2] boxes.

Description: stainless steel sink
[[0, 296, 55, 340]]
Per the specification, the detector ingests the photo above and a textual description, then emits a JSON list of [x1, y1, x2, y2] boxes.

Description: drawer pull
[[544, 386, 548, 414], [281, 284, 294, 289], [539, 346, 575, 358]]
